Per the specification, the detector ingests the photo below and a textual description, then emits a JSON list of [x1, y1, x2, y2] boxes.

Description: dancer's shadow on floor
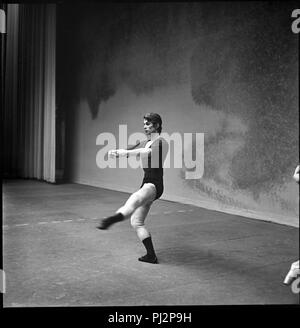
[[156, 241, 295, 285]]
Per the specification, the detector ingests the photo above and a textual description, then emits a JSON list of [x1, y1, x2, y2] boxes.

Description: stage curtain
[[3, 4, 56, 182]]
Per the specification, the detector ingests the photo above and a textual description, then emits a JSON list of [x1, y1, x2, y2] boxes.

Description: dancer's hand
[[108, 149, 127, 158], [108, 150, 118, 158], [116, 149, 127, 157]]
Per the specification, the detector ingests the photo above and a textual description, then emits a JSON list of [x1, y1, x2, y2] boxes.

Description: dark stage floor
[[2, 180, 299, 306]]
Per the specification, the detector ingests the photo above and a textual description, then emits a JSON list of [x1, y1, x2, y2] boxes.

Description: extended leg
[[97, 183, 156, 230]]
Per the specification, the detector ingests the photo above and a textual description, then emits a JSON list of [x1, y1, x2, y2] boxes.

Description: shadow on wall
[[75, 3, 204, 118], [59, 2, 299, 208], [189, 3, 299, 198]]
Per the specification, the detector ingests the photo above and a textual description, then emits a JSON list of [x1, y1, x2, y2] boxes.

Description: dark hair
[[144, 112, 162, 134]]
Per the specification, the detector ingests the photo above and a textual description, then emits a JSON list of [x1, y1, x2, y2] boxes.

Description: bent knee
[[131, 218, 145, 230], [128, 192, 144, 207]]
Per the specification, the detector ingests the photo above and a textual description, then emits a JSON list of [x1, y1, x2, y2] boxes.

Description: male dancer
[[97, 113, 169, 264]]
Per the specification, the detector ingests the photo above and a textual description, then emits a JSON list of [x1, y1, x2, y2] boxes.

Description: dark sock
[[142, 236, 156, 256], [138, 237, 158, 263], [97, 213, 124, 230]]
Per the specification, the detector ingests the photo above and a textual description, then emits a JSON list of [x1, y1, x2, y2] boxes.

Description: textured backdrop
[[57, 2, 299, 225]]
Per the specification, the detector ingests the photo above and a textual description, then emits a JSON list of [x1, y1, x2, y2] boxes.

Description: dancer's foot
[[97, 213, 124, 230], [138, 254, 158, 264]]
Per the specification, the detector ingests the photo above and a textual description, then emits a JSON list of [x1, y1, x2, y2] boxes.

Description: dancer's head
[[143, 113, 162, 136]]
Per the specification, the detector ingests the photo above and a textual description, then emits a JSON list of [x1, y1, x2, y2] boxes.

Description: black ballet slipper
[[96, 213, 124, 230], [96, 217, 112, 230], [138, 254, 158, 264]]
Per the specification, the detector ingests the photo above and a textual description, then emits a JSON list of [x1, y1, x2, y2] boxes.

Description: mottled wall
[[57, 2, 299, 225]]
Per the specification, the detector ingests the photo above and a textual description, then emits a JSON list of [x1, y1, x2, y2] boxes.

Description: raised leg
[[97, 183, 156, 230]]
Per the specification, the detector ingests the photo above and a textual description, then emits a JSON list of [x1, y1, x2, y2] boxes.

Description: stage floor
[[2, 179, 299, 306]]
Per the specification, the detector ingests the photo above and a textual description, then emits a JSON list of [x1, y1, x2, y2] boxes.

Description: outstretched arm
[[108, 147, 151, 158]]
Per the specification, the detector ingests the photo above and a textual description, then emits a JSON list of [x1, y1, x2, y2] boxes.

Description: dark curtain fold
[[3, 4, 56, 182]]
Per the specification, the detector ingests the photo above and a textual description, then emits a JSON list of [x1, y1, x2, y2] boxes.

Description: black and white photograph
[[1, 0, 299, 316]]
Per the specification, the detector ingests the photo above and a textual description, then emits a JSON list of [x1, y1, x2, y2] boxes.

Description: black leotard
[[139, 137, 169, 200]]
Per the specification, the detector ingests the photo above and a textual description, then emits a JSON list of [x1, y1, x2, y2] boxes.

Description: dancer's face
[[144, 119, 157, 136]]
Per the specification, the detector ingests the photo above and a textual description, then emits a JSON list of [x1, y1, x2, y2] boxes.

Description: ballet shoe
[[138, 254, 158, 264], [283, 260, 300, 285], [96, 218, 112, 230], [97, 213, 124, 230]]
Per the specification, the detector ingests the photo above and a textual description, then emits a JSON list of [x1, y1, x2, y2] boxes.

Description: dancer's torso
[[140, 137, 168, 182]]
